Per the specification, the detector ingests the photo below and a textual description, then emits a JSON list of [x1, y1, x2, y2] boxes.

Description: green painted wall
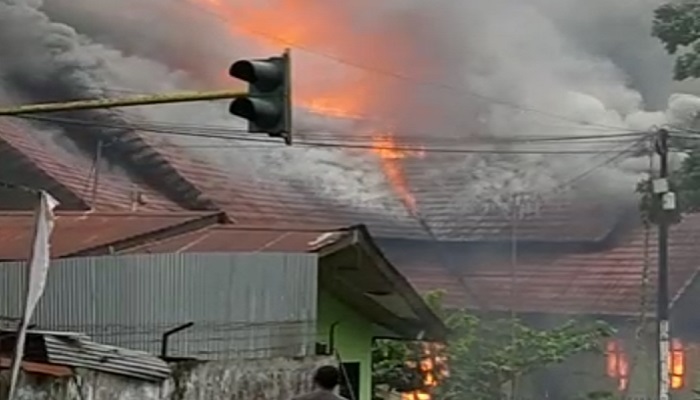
[[317, 289, 374, 400]]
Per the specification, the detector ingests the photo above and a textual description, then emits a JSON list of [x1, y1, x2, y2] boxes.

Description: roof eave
[[64, 211, 228, 257], [352, 225, 448, 341]]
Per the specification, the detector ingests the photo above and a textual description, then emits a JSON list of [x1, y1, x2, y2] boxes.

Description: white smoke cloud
[[3, 0, 700, 218]]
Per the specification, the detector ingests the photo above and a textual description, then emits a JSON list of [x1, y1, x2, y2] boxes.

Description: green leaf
[[372, 295, 611, 400]]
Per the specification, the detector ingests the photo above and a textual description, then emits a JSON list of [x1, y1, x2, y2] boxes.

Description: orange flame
[[195, 0, 319, 47], [371, 133, 424, 213], [195, 0, 425, 212], [401, 343, 446, 400], [670, 339, 685, 389], [194, 0, 377, 106], [605, 340, 629, 391], [607, 339, 686, 391], [302, 78, 372, 119]]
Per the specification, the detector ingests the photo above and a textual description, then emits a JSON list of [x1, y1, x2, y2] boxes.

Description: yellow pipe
[[0, 90, 248, 116]]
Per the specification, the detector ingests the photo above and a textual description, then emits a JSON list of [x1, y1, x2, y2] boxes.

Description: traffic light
[[229, 49, 292, 145]]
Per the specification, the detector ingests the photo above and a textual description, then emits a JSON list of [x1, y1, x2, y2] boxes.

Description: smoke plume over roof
[[0, 0, 697, 218]]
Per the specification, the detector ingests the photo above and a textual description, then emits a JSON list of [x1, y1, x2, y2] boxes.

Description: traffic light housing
[[229, 49, 292, 145]]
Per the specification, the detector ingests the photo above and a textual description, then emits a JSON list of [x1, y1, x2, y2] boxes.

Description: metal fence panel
[[0, 252, 318, 360]]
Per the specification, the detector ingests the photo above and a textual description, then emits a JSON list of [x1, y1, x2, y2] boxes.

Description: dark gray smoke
[[0, 0, 216, 207], [0, 0, 694, 215]]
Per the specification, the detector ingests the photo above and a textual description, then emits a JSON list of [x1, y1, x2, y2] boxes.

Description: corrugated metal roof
[[119, 128, 298, 222], [392, 262, 473, 309], [0, 120, 182, 211], [122, 224, 352, 254], [384, 213, 700, 316], [41, 334, 171, 382], [0, 211, 221, 260], [414, 195, 628, 243], [2, 114, 631, 243], [119, 225, 448, 340], [147, 152, 629, 242], [163, 145, 627, 242], [0, 356, 72, 377]]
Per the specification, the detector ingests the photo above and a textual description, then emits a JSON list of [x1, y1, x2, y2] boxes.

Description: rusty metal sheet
[[1, 118, 626, 244], [0, 120, 181, 212], [0, 211, 219, 260], [123, 225, 351, 254], [43, 334, 170, 382], [0, 357, 72, 377], [381, 213, 700, 316]]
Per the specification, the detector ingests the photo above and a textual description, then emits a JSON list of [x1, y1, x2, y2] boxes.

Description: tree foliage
[[653, 2, 700, 80], [373, 292, 614, 400], [651, 3, 700, 213], [635, 140, 700, 222], [373, 339, 426, 393]]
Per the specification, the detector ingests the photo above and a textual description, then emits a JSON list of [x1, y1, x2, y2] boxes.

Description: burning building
[[2, 0, 700, 398], [0, 0, 684, 222]]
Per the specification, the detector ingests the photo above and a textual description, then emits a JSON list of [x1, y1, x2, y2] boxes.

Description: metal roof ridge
[[211, 223, 354, 233], [64, 212, 226, 257], [0, 210, 222, 218]]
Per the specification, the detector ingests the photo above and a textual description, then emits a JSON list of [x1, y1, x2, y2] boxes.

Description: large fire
[[372, 133, 425, 213], [403, 343, 447, 400], [303, 78, 373, 120], [606, 339, 685, 391], [193, 0, 426, 214]]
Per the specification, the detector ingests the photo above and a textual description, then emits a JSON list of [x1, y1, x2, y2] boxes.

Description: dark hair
[[313, 365, 340, 390]]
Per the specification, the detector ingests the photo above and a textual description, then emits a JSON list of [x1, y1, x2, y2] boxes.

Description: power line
[[296, 140, 638, 155], [558, 137, 647, 188], [121, 114, 642, 142], [15, 114, 646, 155], [11, 83, 641, 141], [449, 139, 645, 312], [297, 130, 645, 143], [148, 139, 639, 151], [387, 136, 645, 311], [41, 79, 642, 138], [72, 113, 643, 143]]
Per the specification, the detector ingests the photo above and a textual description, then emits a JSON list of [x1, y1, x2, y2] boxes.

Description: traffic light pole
[[0, 50, 293, 145], [0, 89, 248, 116]]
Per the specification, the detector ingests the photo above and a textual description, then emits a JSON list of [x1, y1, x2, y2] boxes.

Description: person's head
[[313, 365, 340, 390]]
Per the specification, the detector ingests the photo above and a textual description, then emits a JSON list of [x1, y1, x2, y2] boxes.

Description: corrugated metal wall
[[0, 253, 319, 360]]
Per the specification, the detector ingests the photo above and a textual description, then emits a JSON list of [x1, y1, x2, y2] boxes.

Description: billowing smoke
[[0, 0, 697, 217]]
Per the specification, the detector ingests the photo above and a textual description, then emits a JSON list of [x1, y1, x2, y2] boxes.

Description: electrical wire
[[36, 79, 644, 139], [1, 113, 651, 317], [113, 115, 643, 143], [391, 136, 647, 310], [144, 138, 639, 152], [503, 137, 650, 297], [175, 0, 631, 133], [454, 137, 647, 283], [14, 114, 646, 155], [10, 103, 645, 144], [11, 107, 640, 310], [9, 0, 637, 141], [555, 137, 647, 188]]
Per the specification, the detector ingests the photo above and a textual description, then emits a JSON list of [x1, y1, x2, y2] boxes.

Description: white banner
[[7, 191, 59, 400]]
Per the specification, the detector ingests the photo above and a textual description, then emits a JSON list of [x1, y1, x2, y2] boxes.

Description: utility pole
[[654, 128, 672, 400], [509, 193, 520, 400]]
